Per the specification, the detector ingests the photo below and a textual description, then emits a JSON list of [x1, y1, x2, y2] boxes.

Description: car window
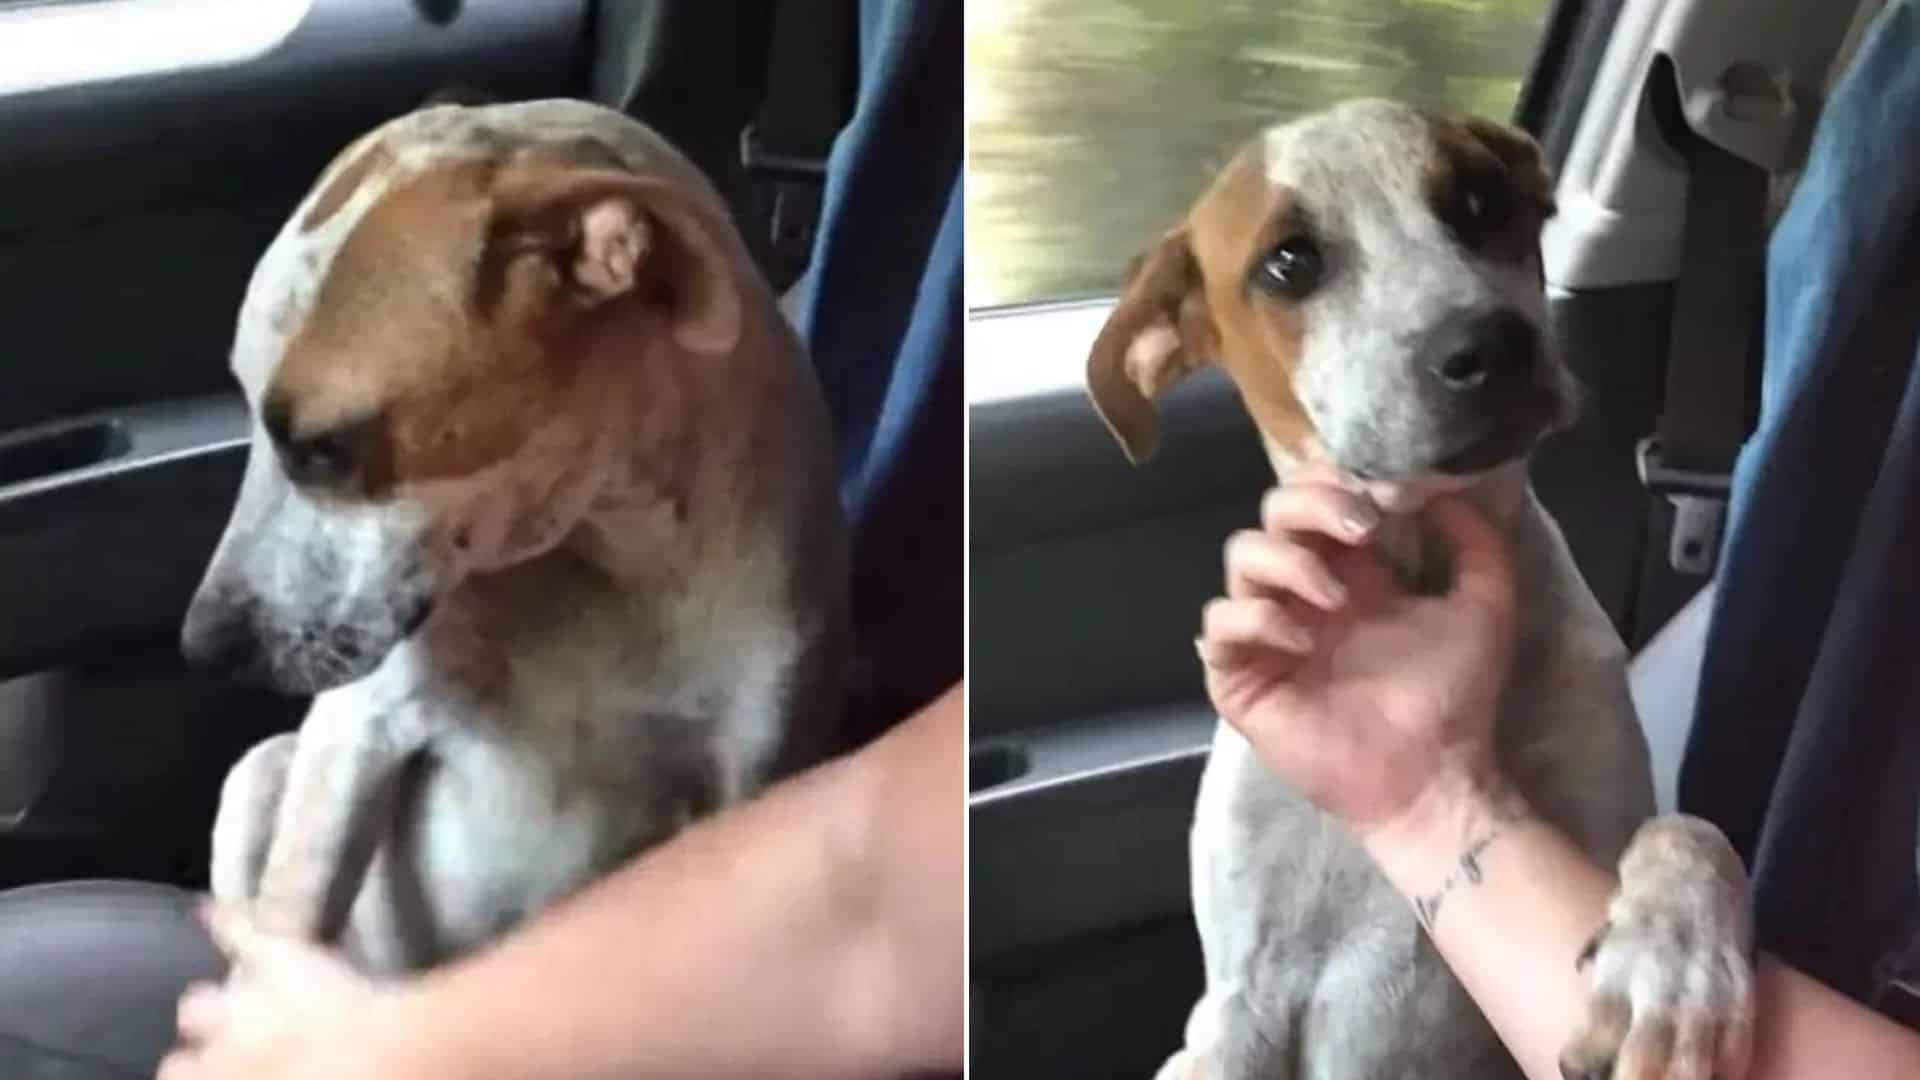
[[967, 0, 1555, 311]]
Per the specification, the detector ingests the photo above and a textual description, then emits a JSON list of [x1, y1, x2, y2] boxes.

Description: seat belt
[[1634, 113, 1770, 588], [740, 0, 856, 292]]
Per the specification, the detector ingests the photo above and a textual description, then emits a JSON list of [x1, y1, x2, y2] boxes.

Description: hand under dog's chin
[[1340, 420, 1547, 513], [1357, 471, 1487, 514]]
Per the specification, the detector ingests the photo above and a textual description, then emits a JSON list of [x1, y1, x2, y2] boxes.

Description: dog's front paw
[[1559, 815, 1754, 1080]]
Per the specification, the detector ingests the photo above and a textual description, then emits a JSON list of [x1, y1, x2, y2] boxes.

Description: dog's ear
[[491, 161, 744, 355], [1462, 116, 1556, 215], [1086, 228, 1215, 464]]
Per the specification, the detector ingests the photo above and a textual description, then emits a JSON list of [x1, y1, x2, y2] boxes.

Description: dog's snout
[[1426, 308, 1538, 393], [180, 599, 260, 675]]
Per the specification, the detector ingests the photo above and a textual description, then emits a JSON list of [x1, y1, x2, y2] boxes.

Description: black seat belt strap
[[742, 0, 856, 290], [1636, 125, 1770, 576]]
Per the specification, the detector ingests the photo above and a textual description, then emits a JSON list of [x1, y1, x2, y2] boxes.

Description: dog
[[178, 98, 849, 972], [1085, 99, 1753, 1080]]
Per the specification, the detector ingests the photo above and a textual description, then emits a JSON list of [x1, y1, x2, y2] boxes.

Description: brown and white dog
[[179, 99, 848, 972], [1087, 99, 1753, 1080]]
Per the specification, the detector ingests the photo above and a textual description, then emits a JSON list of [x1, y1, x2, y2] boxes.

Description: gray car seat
[[1628, 583, 1716, 815], [0, 880, 218, 1079]]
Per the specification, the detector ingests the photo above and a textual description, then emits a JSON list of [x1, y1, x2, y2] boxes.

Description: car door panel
[[0, 0, 589, 432], [0, 396, 245, 681], [971, 366, 1269, 736]]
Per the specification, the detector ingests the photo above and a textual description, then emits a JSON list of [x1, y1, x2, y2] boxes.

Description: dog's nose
[[1427, 308, 1538, 393], [180, 601, 259, 675]]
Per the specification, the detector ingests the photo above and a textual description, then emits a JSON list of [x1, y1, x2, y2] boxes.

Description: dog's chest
[[430, 534, 803, 782], [1202, 728, 1517, 1079], [367, 558, 805, 941]]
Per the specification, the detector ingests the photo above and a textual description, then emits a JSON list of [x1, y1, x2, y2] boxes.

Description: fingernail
[[1342, 505, 1379, 538], [1320, 578, 1348, 606], [1193, 636, 1214, 668], [1287, 625, 1314, 651]]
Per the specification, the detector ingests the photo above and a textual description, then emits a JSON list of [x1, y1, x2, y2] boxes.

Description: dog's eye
[[286, 429, 359, 483], [1456, 175, 1513, 238], [1252, 236, 1322, 299], [266, 406, 384, 492]]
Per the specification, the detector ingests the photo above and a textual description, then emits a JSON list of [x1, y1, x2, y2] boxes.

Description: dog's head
[[182, 104, 747, 693], [1087, 99, 1574, 506]]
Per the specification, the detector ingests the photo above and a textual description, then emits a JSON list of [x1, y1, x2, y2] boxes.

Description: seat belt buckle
[[740, 125, 828, 270], [1637, 437, 1734, 576]]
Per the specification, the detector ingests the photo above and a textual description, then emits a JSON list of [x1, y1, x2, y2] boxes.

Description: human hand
[[157, 903, 427, 1080], [1196, 465, 1521, 842]]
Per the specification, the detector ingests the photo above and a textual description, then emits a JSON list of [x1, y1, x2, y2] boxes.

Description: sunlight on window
[[966, 0, 1551, 308]]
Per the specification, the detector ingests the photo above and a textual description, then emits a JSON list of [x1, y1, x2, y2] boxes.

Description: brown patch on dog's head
[[302, 135, 395, 234], [1086, 142, 1315, 463], [1422, 112, 1557, 268], [265, 137, 743, 497]]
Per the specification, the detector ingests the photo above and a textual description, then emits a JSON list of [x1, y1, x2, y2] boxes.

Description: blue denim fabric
[[1679, 0, 1920, 1014], [790, 0, 962, 744]]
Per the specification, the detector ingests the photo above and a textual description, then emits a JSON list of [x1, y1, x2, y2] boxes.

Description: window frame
[[964, 0, 1599, 409], [0, 0, 311, 98]]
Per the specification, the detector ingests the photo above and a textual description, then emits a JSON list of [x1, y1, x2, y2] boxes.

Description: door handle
[[0, 394, 249, 680], [0, 417, 130, 489], [0, 393, 247, 509], [0, 674, 57, 835]]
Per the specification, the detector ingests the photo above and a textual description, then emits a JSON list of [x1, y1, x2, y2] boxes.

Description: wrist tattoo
[[1410, 800, 1530, 932]]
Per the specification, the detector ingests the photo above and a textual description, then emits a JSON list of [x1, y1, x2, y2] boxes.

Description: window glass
[[967, 0, 1554, 309]]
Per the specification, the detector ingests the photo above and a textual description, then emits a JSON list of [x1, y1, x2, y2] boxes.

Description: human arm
[[1198, 468, 1920, 1079], [1361, 772, 1920, 1080], [162, 681, 965, 1080]]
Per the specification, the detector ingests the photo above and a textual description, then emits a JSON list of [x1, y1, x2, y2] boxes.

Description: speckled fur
[[189, 100, 848, 972]]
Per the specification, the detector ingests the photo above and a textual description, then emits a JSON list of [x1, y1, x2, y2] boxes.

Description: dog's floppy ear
[[1086, 228, 1214, 464], [491, 158, 744, 355], [1462, 116, 1556, 215]]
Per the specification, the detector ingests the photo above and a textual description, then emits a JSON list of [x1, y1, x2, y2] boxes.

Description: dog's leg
[[338, 851, 429, 974], [210, 733, 298, 904], [1559, 815, 1755, 1080], [1154, 986, 1289, 1080], [253, 692, 431, 943]]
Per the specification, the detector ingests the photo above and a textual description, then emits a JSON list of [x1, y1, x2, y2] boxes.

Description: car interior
[[0, 0, 1905, 1073], [967, 0, 1884, 1074], [0, 0, 853, 896]]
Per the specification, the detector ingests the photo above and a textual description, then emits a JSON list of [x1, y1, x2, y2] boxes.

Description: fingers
[[1202, 596, 1313, 656], [1282, 460, 1368, 494], [162, 983, 221, 1080], [1224, 530, 1347, 609], [1253, 481, 1402, 607], [1717, 993, 1755, 1079], [202, 901, 257, 964], [177, 981, 227, 1042], [202, 900, 294, 976], [1229, 477, 1384, 609], [1422, 494, 1515, 617], [156, 1048, 201, 1080], [1258, 482, 1379, 546]]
